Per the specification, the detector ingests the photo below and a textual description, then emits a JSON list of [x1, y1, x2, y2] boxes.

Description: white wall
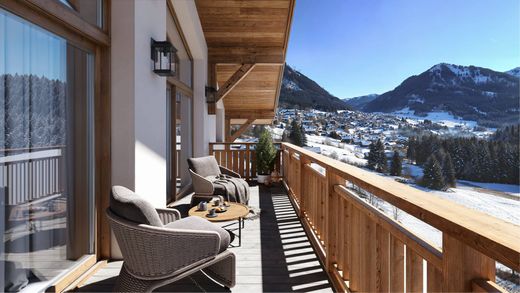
[[111, 0, 166, 207], [171, 0, 214, 156], [133, 0, 167, 207], [111, 0, 167, 258], [111, 0, 135, 192], [215, 102, 225, 142]]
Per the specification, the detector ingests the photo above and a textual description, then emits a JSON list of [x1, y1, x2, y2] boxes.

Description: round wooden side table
[[188, 202, 249, 246]]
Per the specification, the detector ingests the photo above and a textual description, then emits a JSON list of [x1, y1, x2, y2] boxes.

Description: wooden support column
[[207, 62, 217, 114], [224, 118, 231, 142], [442, 234, 496, 292], [228, 118, 254, 142], [215, 63, 255, 103]]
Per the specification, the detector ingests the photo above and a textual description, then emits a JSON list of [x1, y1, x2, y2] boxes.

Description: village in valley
[[271, 108, 493, 167]]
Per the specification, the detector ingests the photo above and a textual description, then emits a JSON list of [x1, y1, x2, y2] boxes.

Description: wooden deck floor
[[73, 183, 332, 292]]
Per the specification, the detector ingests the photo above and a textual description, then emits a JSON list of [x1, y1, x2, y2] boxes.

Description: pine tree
[[256, 129, 277, 175], [281, 130, 289, 142], [375, 140, 388, 173], [442, 153, 457, 187], [421, 155, 445, 190], [300, 125, 307, 146], [390, 151, 402, 176], [289, 120, 304, 146], [368, 139, 387, 173], [367, 142, 377, 170], [407, 137, 417, 162]]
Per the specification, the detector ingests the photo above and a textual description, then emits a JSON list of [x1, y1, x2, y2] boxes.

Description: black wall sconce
[[205, 86, 217, 103], [151, 38, 177, 76]]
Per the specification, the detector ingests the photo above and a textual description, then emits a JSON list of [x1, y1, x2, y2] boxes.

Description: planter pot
[[257, 174, 271, 185]]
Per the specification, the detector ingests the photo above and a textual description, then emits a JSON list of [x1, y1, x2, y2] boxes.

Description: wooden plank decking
[[73, 183, 332, 292]]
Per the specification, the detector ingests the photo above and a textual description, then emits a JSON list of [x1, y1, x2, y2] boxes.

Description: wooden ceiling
[[195, 0, 295, 125]]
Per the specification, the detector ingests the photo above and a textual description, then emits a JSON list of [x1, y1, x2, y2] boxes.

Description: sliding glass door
[[166, 85, 192, 203], [0, 9, 95, 292]]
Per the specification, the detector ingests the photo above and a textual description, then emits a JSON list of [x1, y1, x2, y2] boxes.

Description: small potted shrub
[[256, 129, 277, 185]]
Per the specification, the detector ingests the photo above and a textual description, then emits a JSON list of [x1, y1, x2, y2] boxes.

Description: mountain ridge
[[506, 67, 520, 78], [362, 63, 519, 127], [279, 64, 349, 111], [343, 94, 379, 110]]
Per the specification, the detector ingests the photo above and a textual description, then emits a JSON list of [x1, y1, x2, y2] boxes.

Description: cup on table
[[197, 201, 208, 211]]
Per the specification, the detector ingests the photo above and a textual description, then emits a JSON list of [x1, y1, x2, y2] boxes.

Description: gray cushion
[[165, 216, 230, 253], [110, 186, 163, 227], [188, 156, 221, 178]]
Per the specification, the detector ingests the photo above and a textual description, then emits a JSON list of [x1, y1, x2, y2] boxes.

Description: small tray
[[206, 213, 218, 218]]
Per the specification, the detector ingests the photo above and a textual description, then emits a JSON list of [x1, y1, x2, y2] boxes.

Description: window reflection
[[167, 11, 192, 87], [0, 9, 95, 292]]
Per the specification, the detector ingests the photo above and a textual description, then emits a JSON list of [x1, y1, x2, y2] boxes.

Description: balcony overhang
[[196, 0, 295, 124]]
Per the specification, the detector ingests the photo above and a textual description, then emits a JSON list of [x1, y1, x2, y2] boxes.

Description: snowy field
[[390, 107, 478, 128], [459, 180, 520, 198], [305, 135, 368, 165]]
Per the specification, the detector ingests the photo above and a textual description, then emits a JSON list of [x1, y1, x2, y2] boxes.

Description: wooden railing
[[281, 142, 519, 292], [0, 146, 64, 206], [209, 142, 282, 181]]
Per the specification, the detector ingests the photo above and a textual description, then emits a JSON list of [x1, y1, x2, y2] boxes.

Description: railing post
[[298, 154, 311, 220], [442, 234, 495, 292], [245, 144, 250, 181], [326, 168, 346, 289]]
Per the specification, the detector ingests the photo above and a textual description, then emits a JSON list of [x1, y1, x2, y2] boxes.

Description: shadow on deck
[[74, 183, 332, 292]]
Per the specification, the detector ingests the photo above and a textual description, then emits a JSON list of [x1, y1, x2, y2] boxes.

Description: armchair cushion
[[110, 186, 163, 227], [188, 156, 221, 178], [165, 216, 230, 253]]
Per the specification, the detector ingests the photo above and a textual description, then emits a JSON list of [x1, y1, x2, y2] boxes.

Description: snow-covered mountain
[[279, 64, 349, 111], [362, 63, 519, 127], [343, 94, 379, 110], [505, 67, 520, 78]]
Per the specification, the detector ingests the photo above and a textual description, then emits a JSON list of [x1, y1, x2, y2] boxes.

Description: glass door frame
[[0, 1, 111, 291], [167, 82, 194, 203]]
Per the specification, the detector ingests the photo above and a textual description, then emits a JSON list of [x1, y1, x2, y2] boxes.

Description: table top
[[188, 202, 249, 222]]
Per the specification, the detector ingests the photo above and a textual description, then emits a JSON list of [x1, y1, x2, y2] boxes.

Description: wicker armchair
[[107, 186, 235, 292], [188, 156, 247, 206]]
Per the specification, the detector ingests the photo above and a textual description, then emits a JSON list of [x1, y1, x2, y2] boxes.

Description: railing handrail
[[209, 142, 282, 145], [0, 145, 66, 153], [281, 142, 520, 271]]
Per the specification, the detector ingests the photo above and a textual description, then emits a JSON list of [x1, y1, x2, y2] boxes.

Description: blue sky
[[286, 0, 520, 98], [1, 9, 66, 81]]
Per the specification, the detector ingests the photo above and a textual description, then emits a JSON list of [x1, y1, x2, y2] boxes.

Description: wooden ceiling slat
[[196, 0, 294, 122], [196, 0, 289, 9]]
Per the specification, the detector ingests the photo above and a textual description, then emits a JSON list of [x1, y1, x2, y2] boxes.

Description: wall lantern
[[206, 86, 217, 114], [151, 38, 177, 76], [205, 86, 217, 103]]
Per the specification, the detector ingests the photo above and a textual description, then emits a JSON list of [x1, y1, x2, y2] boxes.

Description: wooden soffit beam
[[226, 110, 275, 120], [209, 47, 285, 65], [215, 63, 256, 103], [228, 119, 255, 143]]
